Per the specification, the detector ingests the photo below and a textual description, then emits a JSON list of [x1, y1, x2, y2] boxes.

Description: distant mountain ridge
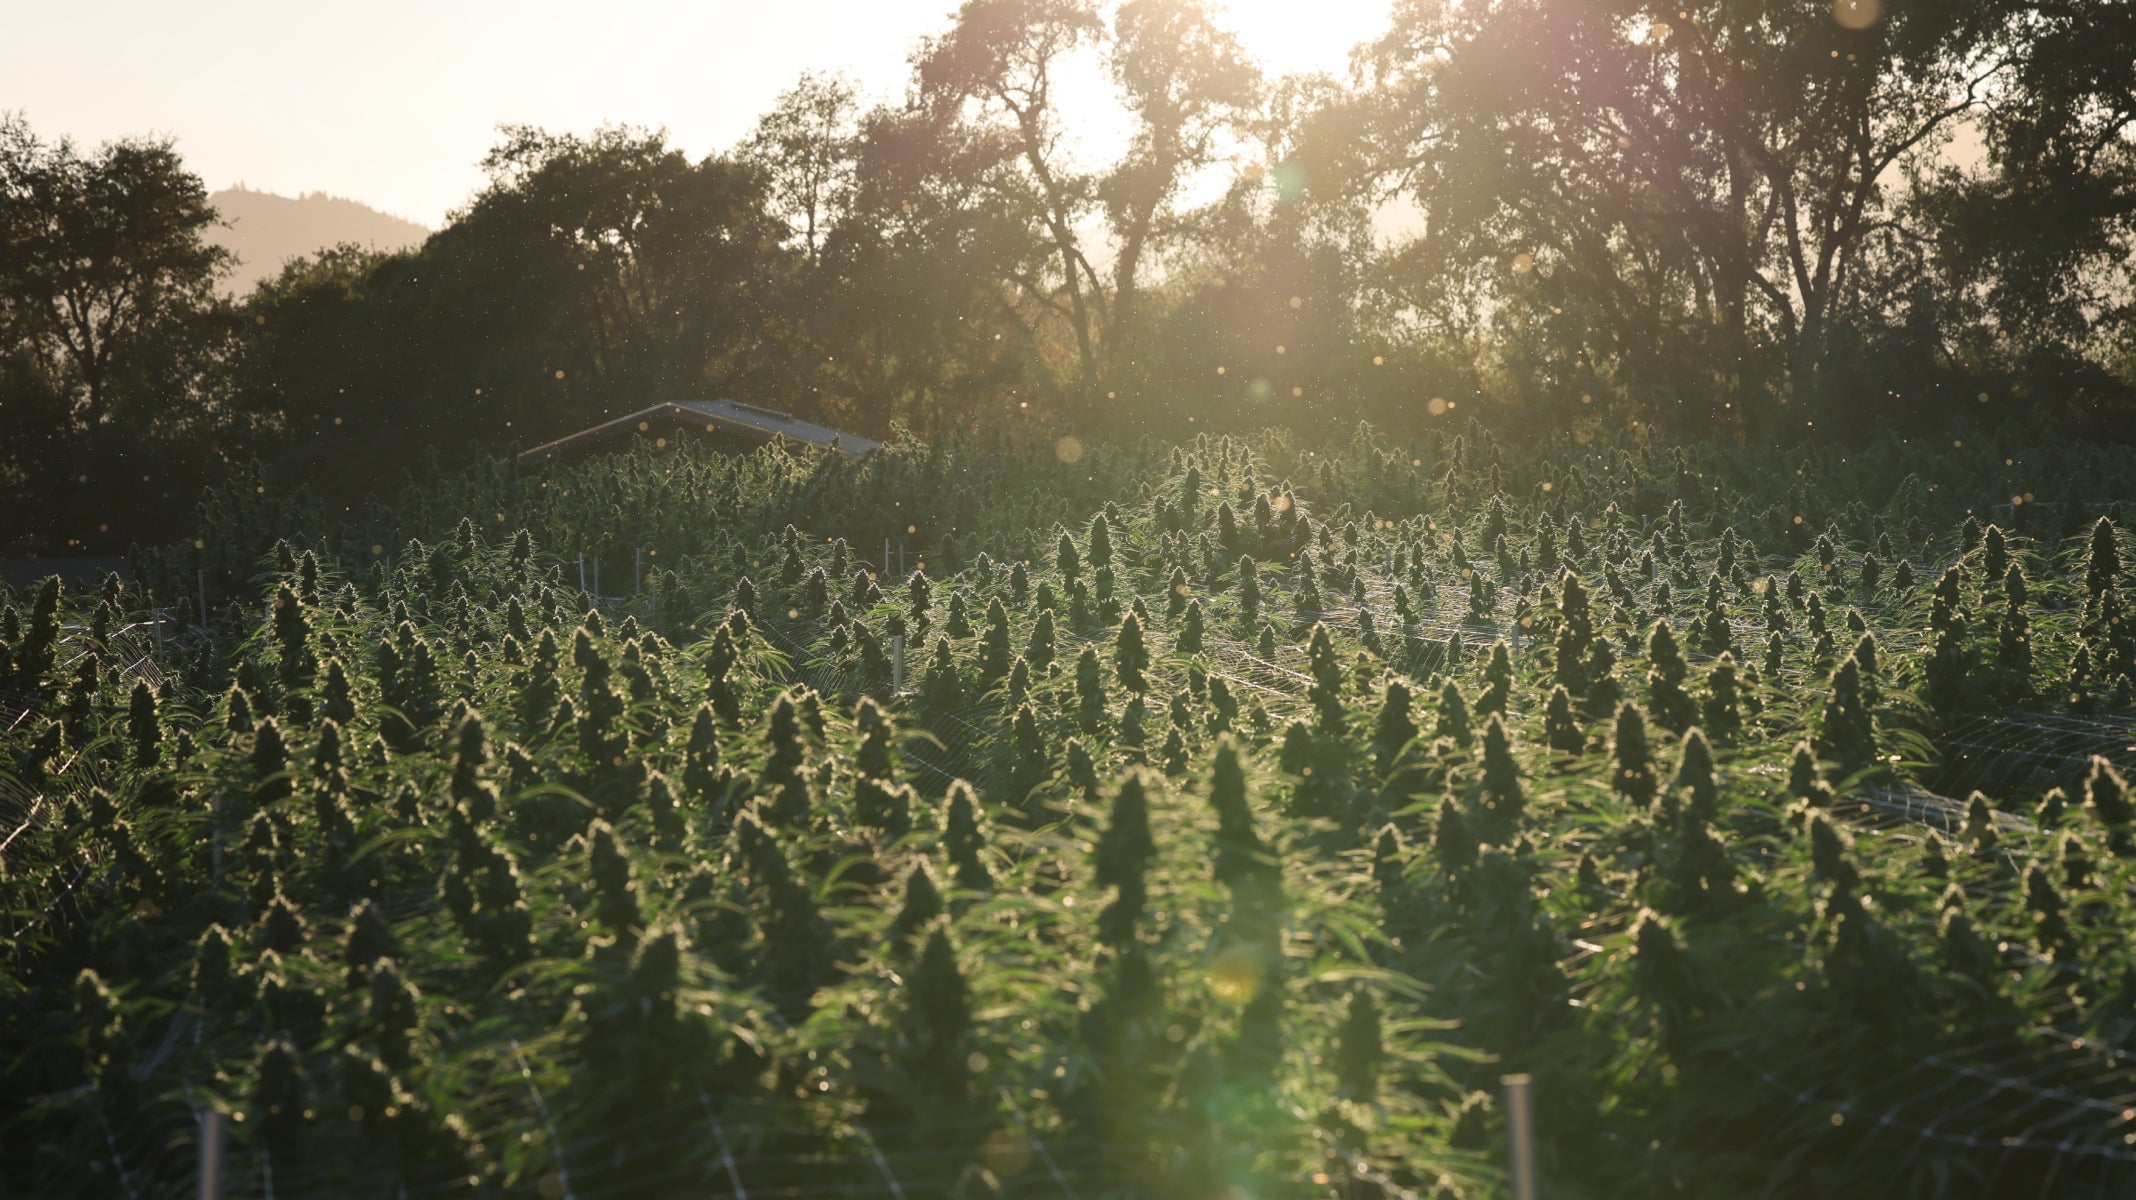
[[206, 185, 430, 296]]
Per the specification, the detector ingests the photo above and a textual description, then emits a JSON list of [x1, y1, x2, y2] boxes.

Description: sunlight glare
[[1214, 0, 1396, 80]]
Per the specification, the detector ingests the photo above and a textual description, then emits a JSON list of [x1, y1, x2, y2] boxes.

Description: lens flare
[[1208, 945, 1264, 1004], [1834, 0, 1880, 29]]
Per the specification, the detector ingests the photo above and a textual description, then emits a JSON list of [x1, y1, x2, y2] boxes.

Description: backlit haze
[[3, 0, 1397, 228]]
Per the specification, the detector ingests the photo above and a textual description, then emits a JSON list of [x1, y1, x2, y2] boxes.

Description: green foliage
[[1306, 622, 1344, 732], [2085, 756, 2133, 856], [1611, 701, 1657, 808], [8, 424, 2136, 1200], [1373, 679, 1418, 774], [1115, 609, 1150, 694], [1816, 655, 1879, 780], [1095, 771, 1155, 948], [2087, 517, 2122, 599], [1645, 621, 1695, 734]]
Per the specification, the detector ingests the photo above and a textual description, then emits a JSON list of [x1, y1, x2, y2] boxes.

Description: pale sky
[[4, 0, 1396, 228]]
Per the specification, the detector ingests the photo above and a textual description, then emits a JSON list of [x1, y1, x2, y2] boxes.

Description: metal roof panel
[[516, 399, 879, 468]]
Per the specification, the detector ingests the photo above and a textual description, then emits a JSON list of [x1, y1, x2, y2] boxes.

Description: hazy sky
[[4, 0, 1396, 227]]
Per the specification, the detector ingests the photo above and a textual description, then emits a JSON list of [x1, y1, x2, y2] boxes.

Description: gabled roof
[[515, 399, 881, 468]]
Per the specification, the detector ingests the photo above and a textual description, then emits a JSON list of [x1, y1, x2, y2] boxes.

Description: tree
[[1352, 0, 2136, 434], [744, 72, 862, 262], [230, 243, 395, 444], [468, 124, 789, 403], [916, 0, 1109, 387], [808, 99, 1053, 434], [0, 114, 231, 415], [1102, 0, 1261, 357], [1921, 4, 2136, 432], [233, 124, 791, 487], [0, 114, 238, 547]]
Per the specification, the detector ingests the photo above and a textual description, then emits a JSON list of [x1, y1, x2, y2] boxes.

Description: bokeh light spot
[[1208, 945, 1264, 1004], [1833, 0, 1880, 29]]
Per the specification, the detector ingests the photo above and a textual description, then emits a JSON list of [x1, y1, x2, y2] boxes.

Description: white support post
[[197, 1109, 224, 1200], [891, 635, 905, 694], [1503, 1073, 1535, 1200], [634, 546, 642, 594], [577, 553, 586, 593]]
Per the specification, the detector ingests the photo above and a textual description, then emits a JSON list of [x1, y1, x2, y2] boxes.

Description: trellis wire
[[512, 1038, 577, 1200]]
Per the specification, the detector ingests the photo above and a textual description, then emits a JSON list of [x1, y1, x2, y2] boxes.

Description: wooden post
[[1502, 1073, 1535, 1200]]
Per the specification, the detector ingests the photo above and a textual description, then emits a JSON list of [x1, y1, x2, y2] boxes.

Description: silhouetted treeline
[[5, 0, 2134, 551]]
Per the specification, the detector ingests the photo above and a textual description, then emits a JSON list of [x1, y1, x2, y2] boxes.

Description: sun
[[1213, 0, 1397, 79]]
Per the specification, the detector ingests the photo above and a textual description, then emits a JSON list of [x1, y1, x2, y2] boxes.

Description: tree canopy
[[2, 0, 2132, 551]]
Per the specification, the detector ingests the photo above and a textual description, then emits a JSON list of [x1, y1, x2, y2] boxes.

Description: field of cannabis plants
[[6, 423, 2136, 1198]]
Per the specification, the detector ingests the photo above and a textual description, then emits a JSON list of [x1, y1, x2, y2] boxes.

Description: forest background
[[4, 0, 2134, 552]]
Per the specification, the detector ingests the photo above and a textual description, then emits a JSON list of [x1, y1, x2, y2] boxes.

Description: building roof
[[515, 399, 881, 468]]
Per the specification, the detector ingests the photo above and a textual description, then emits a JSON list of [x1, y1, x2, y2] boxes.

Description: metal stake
[[1503, 1073, 1535, 1200]]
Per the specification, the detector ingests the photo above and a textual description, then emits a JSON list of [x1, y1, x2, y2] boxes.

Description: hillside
[[206, 185, 429, 295], [5, 425, 2136, 1197]]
